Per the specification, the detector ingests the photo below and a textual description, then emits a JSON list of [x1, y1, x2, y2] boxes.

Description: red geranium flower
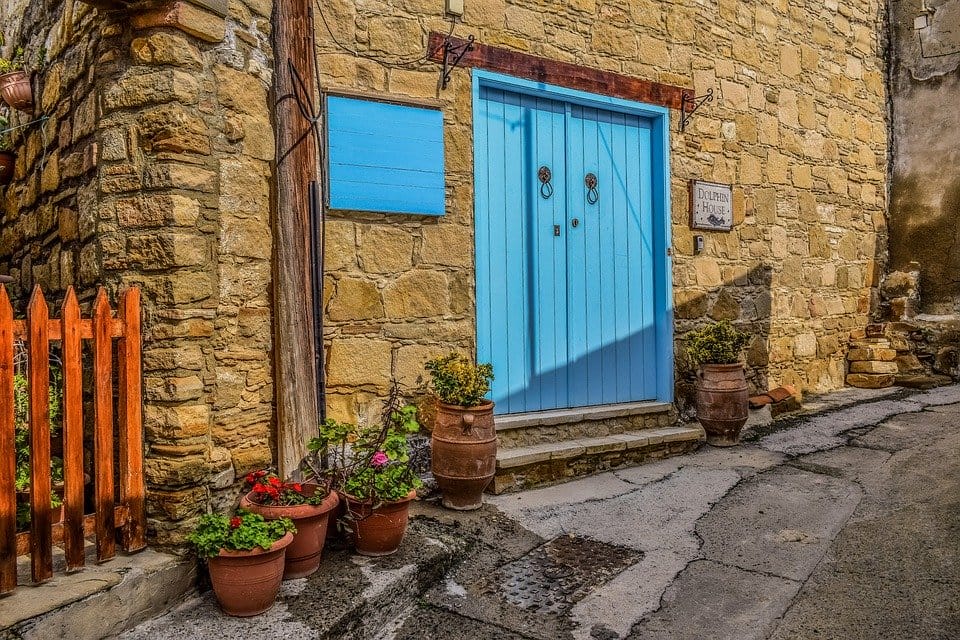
[[255, 470, 268, 478], [230, 516, 242, 529], [268, 476, 282, 488], [292, 483, 303, 493]]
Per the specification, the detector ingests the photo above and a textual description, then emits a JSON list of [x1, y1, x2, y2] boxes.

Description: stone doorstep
[[2, 545, 196, 639], [494, 401, 673, 431]]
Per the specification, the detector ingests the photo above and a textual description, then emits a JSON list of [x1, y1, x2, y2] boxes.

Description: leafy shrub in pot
[[685, 321, 751, 447]]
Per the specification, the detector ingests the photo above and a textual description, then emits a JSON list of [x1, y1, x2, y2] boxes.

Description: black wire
[[313, 0, 456, 69]]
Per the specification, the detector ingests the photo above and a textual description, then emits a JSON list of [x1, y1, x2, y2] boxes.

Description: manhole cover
[[491, 536, 641, 615]]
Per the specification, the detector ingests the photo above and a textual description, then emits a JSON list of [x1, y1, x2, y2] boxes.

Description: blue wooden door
[[475, 86, 658, 414]]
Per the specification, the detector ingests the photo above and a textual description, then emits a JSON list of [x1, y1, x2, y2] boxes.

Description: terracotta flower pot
[[207, 531, 293, 617], [240, 485, 339, 579], [342, 489, 416, 557], [0, 152, 13, 186], [0, 71, 32, 112], [695, 363, 749, 447], [431, 400, 497, 510]]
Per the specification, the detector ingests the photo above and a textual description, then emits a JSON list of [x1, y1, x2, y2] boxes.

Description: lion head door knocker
[[538, 165, 554, 199], [584, 172, 599, 205]]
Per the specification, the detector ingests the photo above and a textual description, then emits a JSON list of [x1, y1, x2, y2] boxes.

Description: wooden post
[[272, 0, 321, 477], [61, 289, 86, 569], [92, 289, 116, 562], [117, 288, 146, 552], [0, 287, 16, 593], [27, 287, 52, 583]]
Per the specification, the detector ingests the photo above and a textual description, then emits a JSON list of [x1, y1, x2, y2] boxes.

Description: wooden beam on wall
[[271, 0, 321, 478], [427, 32, 690, 110]]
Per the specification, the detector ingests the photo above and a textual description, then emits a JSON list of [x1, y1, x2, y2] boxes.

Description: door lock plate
[[553, 225, 561, 236], [571, 218, 580, 228]]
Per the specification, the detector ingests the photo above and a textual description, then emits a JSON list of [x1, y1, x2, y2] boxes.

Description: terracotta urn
[[342, 489, 416, 556], [207, 531, 293, 617], [240, 484, 339, 579], [695, 363, 749, 446], [0, 71, 32, 112], [431, 400, 497, 510]]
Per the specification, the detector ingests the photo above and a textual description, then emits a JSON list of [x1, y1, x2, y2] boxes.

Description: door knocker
[[584, 173, 599, 205], [538, 166, 554, 199]]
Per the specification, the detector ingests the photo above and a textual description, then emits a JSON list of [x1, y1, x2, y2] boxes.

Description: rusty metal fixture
[[0, 152, 13, 185], [0, 71, 33, 113], [342, 489, 416, 556], [431, 400, 497, 510], [239, 485, 339, 579], [695, 363, 749, 446], [206, 531, 293, 617]]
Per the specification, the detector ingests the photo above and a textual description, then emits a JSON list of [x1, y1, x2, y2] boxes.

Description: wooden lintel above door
[[427, 32, 690, 110]]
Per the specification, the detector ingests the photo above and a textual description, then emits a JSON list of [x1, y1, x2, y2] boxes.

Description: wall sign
[[689, 180, 733, 231]]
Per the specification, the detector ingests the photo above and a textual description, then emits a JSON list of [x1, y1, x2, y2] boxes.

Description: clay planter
[[239, 485, 339, 579], [695, 363, 749, 447], [431, 400, 497, 510], [0, 152, 13, 185], [0, 71, 32, 112], [207, 531, 293, 617], [342, 489, 416, 557]]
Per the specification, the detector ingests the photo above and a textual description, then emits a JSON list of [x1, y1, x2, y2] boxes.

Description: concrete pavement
[[120, 385, 960, 639]]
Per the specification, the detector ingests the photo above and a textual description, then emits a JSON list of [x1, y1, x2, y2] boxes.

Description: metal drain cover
[[492, 536, 642, 615]]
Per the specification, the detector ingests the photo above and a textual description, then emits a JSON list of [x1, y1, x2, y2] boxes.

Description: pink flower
[[370, 451, 389, 468]]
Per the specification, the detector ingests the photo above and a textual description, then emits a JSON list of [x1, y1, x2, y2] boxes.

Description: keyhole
[[571, 218, 580, 228]]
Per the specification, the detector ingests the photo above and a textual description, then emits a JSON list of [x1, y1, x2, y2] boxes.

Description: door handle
[[585, 173, 599, 204]]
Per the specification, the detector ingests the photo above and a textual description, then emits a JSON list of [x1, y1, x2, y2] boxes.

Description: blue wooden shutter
[[326, 96, 445, 215]]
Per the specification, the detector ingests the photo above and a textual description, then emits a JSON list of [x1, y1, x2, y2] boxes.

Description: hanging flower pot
[[0, 71, 32, 112], [239, 472, 340, 579]]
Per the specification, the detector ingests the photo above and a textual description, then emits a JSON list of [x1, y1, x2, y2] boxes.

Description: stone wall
[[888, 0, 960, 315], [0, 0, 278, 545], [315, 0, 889, 423]]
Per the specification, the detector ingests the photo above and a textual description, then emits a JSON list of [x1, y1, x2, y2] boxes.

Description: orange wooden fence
[[0, 285, 144, 593]]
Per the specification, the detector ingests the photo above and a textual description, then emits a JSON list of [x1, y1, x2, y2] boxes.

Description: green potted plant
[[424, 353, 496, 510], [0, 45, 32, 112], [308, 400, 422, 556], [187, 510, 295, 617], [0, 114, 14, 185], [238, 470, 339, 579], [685, 320, 751, 446]]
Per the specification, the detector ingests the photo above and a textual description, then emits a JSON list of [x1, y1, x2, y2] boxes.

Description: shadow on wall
[[889, 174, 960, 314], [674, 262, 773, 418], [493, 263, 773, 419]]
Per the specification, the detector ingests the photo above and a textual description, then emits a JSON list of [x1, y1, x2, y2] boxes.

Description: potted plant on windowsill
[[686, 320, 751, 447], [238, 470, 339, 579], [424, 353, 496, 510], [0, 115, 14, 185], [187, 511, 295, 617], [308, 400, 423, 556], [0, 46, 32, 113]]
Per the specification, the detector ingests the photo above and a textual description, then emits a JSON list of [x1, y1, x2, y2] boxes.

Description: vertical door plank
[[117, 288, 145, 552], [564, 105, 589, 409], [625, 119, 649, 400], [610, 112, 633, 403], [60, 288, 85, 569], [92, 289, 115, 562], [0, 287, 16, 592], [474, 88, 493, 408], [595, 109, 619, 405], [27, 287, 52, 583]]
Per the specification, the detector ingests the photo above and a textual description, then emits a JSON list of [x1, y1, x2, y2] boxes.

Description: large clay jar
[[0, 152, 14, 185], [0, 71, 32, 112], [207, 531, 293, 617], [343, 489, 416, 557], [240, 485, 339, 579], [431, 400, 497, 510], [695, 363, 749, 447]]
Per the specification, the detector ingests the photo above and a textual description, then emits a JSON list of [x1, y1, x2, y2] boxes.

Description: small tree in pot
[[425, 353, 496, 510], [685, 320, 751, 447]]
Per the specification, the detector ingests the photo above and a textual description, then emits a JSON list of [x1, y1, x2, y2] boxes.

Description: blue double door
[[475, 85, 660, 414]]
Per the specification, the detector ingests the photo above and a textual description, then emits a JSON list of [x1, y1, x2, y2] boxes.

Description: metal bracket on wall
[[441, 34, 475, 89], [679, 88, 714, 132]]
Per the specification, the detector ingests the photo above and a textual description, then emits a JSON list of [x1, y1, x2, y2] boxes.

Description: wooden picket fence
[[0, 285, 145, 593]]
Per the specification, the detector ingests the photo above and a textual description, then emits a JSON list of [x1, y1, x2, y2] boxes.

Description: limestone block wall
[[315, 0, 889, 422], [0, 0, 278, 545], [888, 0, 960, 315]]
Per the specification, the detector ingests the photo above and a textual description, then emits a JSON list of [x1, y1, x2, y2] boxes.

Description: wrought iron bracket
[[441, 34, 475, 89], [679, 88, 714, 132]]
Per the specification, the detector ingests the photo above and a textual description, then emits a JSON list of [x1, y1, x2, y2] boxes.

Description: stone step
[[494, 401, 675, 449], [492, 425, 704, 494]]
